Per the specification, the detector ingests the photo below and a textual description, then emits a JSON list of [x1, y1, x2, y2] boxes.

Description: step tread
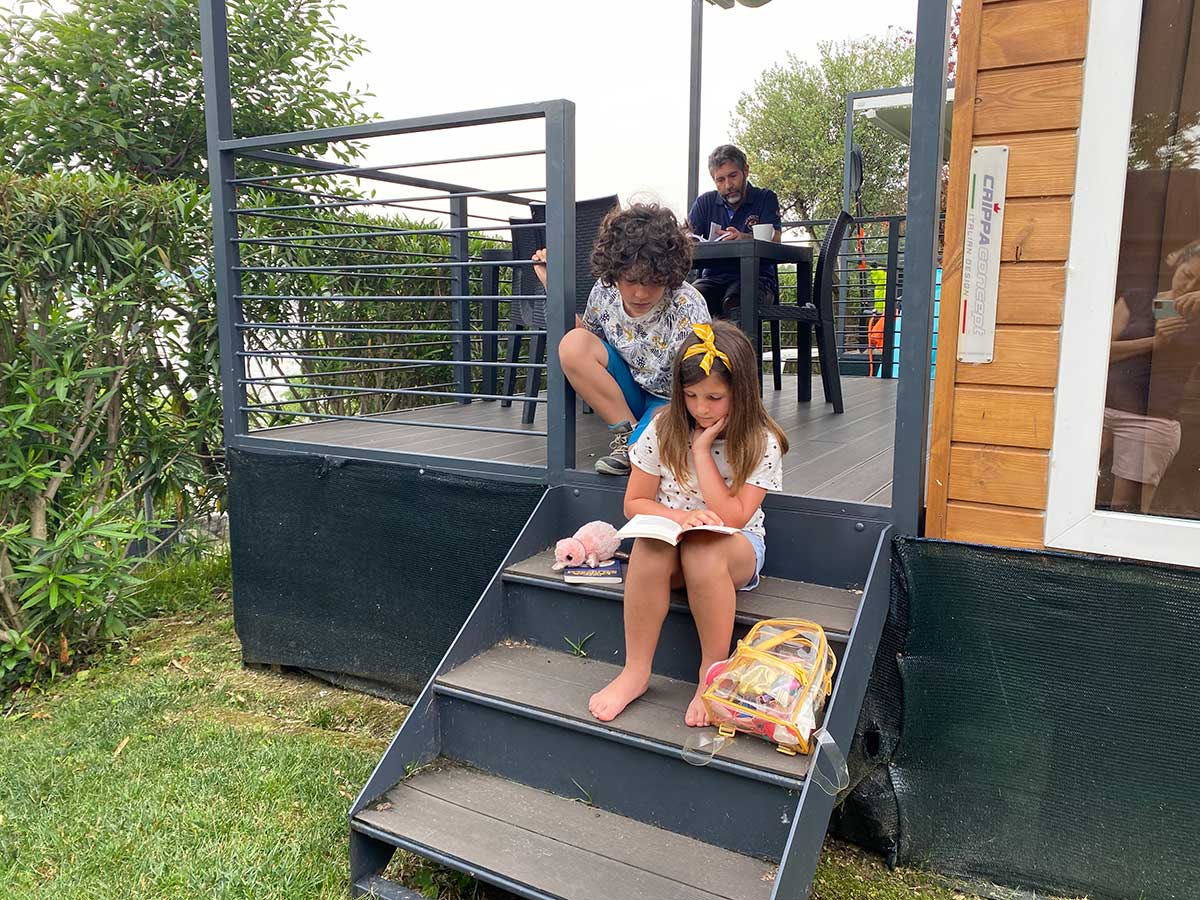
[[438, 643, 811, 780], [355, 762, 776, 900], [507, 549, 861, 636]]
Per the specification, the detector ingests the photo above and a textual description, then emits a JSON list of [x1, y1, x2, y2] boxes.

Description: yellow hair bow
[[682, 323, 731, 375]]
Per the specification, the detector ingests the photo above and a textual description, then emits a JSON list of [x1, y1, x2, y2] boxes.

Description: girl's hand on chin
[[692, 417, 727, 452]]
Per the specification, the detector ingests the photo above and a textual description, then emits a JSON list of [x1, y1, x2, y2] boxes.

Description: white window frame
[[1045, 0, 1200, 567]]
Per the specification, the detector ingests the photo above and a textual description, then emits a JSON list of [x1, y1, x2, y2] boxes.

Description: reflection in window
[[1099, 0, 1200, 520]]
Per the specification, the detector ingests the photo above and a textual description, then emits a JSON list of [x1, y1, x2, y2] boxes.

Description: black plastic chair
[[759, 210, 849, 414], [500, 195, 620, 423]]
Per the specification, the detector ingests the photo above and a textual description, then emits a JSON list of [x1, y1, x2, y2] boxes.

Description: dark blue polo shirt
[[687, 182, 782, 293]]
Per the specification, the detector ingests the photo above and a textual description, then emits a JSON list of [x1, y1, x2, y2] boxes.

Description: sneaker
[[595, 420, 633, 476]]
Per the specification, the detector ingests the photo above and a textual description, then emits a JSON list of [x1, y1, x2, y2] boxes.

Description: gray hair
[[707, 144, 748, 173]]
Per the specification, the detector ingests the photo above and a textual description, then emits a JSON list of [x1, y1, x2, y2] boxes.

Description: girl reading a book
[[588, 321, 789, 726]]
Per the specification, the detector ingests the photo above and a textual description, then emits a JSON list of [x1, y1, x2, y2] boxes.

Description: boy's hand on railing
[[531, 248, 548, 289]]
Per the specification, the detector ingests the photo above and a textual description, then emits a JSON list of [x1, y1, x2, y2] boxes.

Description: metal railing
[[201, 18, 578, 482], [780, 214, 943, 379]]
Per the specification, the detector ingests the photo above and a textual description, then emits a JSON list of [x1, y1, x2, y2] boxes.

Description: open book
[[616, 514, 739, 546], [689, 222, 732, 243]]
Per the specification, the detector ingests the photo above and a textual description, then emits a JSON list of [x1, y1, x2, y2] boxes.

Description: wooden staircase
[[349, 484, 892, 900]]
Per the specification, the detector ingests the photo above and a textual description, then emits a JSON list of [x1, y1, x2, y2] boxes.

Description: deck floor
[[252, 375, 897, 505]]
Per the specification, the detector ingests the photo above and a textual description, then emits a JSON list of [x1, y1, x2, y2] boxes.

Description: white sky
[[329, 0, 919, 222]]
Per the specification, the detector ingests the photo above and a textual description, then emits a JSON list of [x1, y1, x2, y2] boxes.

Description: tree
[[0, 0, 371, 182], [731, 30, 917, 222]]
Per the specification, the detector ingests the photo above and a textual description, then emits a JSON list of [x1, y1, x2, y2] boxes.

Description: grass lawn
[[0, 551, 972, 900]]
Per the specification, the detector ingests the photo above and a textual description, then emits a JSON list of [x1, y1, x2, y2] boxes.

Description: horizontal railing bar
[[234, 223, 539, 244], [229, 148, 546, 185], [220, 102, 553, 152], [240, 378, 545, 403], [242, 390, 383, 408], [235, 294, 538, 301], [257, 339, 475, 353], [239, 323, 539, 336], [239, 319, 460, 327], [248, 364, 431, 379], [242, 406, 549, 437], [240, 240, 457, 260], [234, 185, 545, 216], [258, 381, 544, 403], [234, 259, 529, 273], [236, 148, 536, 208], [239, 352, 545, 369], [236, 209, 448, 231]]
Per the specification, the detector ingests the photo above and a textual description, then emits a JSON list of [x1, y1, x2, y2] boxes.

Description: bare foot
[[685, 686, 711, 727], [588, 669, 649, 722]]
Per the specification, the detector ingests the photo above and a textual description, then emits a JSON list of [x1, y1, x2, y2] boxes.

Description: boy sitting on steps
[[532, 203, 710, 475]]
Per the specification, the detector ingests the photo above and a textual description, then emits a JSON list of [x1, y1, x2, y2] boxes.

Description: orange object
[[867, 314, 885, 376]]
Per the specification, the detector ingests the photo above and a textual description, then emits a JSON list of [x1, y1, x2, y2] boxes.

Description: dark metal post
[[837, 96, 855, 357], [479, 248, 505, 398], [881, 219, 901, 379], [544, 101, 576, 483], [891, 0, 952, 536], [450, 196, 472, 403], [687, 0, 703, 209], [199, 0, 248, 440]]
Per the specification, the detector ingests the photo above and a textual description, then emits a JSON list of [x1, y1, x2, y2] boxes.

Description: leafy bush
[[0, 170, 216, 686]]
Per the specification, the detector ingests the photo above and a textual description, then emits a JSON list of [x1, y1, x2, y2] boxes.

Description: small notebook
[[560, 559, 622, 584]]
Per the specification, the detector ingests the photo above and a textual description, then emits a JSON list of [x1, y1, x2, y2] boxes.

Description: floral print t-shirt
[[628, 418, 784, 538], [581, 280, 710, 398]]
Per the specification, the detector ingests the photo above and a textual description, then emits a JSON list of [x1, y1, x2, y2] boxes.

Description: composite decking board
[[506, 549, 861, 635], [250, 376, 898, 501], [437, 644, 812, 779], [356, 764, 775, 900], [810, 446, 894, 499]]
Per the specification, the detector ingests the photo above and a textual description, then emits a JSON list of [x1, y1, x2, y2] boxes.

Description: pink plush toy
[[552, 520, 621, 570]]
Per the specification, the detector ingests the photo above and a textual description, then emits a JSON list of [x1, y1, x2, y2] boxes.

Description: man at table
[[687, 144, 782, 319]]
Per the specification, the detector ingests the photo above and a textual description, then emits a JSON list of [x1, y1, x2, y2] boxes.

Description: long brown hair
[[657, 320, 789, 491]]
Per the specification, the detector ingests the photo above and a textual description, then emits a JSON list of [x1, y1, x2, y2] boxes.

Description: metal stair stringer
[[770, 523, 894, 900], [347, 482, 561, 892]]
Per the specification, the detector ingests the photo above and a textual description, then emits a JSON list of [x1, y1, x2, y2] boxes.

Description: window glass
[[1099, 0, 1200, 519]]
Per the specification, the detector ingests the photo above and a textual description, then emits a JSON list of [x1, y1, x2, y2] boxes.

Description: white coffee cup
[[752, 223, 775, 241]]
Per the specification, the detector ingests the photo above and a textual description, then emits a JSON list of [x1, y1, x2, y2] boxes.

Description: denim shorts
[[741, 531, 766, 591], [603, 340, 667, 446]]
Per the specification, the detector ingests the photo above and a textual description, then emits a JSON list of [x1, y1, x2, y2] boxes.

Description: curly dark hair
[[590, 203, 693, 290]]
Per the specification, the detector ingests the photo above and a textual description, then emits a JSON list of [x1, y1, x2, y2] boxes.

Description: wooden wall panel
[[945, 501, 1046, 549], [951, 386, 1056, 449], [984, 131, 1077, 198], [996, 263, 1065, 324], [948, 445, 1050, 508], [979, 0, 1088, 69], [975, 63, 1083, 135], [1000, 198, 1072, 262], [926, 0, 1088, 550], [955, 328, 1061, 387]]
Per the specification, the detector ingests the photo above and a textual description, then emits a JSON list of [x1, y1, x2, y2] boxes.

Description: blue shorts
[[741, 531, 766, 591], [604, 341, 668, 446]]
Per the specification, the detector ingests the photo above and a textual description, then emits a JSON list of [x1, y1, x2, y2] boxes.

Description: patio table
[[691, 239, 814, 349]]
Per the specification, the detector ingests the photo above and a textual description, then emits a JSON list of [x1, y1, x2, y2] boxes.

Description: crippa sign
[[957, 145, 1009, 364]]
